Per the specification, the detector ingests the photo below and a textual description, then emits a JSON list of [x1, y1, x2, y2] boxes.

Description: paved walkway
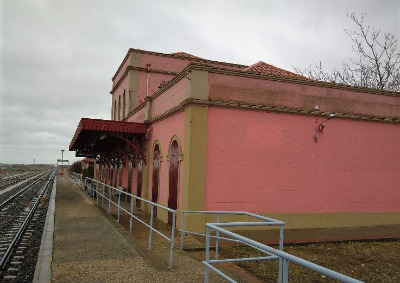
[[33, 175, 400, 283], [35, 176, 232, 283]]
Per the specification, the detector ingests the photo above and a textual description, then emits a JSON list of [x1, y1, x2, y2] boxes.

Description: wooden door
[[152, 145, 160, 215], [136, 159, 143, 208], [168, 141, 179, 225]]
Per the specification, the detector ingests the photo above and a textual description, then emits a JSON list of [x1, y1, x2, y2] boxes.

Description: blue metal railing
[[69, 172, 83, 188], [76, 176, 176, 269], [69, 174, 362, 282], [180, 210, 285, 281], [204, 222, 363, 283]]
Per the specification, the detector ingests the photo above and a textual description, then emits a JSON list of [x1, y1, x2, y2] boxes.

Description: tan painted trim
[[182, 105, 208, 213], [197, 212, 400, 230], [112, 48, 247, 81], [261, 212, 400, 230], [145, 98, 400, 125], [186, 69, 209, 100]]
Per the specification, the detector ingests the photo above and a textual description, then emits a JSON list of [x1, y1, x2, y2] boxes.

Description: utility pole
[[61, 150, 65, 176]]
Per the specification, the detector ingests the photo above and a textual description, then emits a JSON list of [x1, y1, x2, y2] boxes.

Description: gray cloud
[[1, 0, 399, 164]]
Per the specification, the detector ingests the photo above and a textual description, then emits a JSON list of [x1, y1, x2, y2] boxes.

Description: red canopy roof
[[69, 118, 148, 159]]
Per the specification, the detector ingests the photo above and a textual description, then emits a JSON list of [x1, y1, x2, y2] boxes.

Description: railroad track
[[0, 171, 49, 205], [0, 170, 55, 281], [0, 173, 36, 191], [0, 171, 47, 193]]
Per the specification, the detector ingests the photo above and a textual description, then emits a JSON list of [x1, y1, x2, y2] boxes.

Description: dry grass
[[219, 239, 400, 282]]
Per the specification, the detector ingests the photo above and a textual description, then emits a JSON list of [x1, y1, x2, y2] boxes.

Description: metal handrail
[[78, 177, 177, 269], [70, 172, 83, 187], [69, 175, 362, 282], [180, 210, 285, 282], [204, 223, 363, 283]]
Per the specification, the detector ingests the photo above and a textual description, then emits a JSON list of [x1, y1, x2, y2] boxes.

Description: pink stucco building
[[70, 48, 400, 234]]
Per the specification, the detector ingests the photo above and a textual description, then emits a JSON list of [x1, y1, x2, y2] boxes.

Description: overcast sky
[[1, 0, 399, 165]]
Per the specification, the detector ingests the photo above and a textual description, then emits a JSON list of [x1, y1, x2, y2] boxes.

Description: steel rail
[[0, 172, 55, 270], [0, 172, 43, 190], [0, 171, 48, 209]]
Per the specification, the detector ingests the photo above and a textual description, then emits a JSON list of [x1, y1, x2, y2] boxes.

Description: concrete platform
[[33, 175, 400, 282], [33, 176, 234, 283]]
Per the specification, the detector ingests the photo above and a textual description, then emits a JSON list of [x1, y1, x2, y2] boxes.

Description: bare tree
[[69, 160, 83, 174], [294, 13, 400, 92]]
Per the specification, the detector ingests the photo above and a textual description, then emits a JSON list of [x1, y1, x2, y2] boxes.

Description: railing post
[[102, 183, 105, 208], [180, 211, 185, 250], [117, 188, 121, 222], [96, 181, 99, 204], [108, 187, 111, 213], [283, 258, 289, 283], [148, 204, 154, 250], [129, 196, 134, 233], [279, 224, 284, 283], [91, 181, 94, 198], [215, 213, 220, 260], [205, 225, 210, 283], [169, 211, 176, 269]]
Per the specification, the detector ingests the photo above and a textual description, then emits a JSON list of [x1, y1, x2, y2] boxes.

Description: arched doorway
[[152, 144, 160, 215], [168, 140, 179, 225]]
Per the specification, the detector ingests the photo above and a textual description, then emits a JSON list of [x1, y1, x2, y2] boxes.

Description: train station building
[[69, 48, 400, 233]]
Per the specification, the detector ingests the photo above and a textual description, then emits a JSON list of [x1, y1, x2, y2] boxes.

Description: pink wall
[[127, 106, 147, 123], [146, 112, 185, 209], [151, 79, 187, 118], [140, 54, 192, 73], [209, 73, 400, 118], [137, 71, 175, 104], [205, 107, 400, 213]]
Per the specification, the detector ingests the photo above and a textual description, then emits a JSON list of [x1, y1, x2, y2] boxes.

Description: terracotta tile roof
[[243, 61, 309, 80], [170, 52, 203, 60]]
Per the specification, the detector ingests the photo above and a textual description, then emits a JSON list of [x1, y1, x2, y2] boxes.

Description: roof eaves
[[111, 48, 248, 81]]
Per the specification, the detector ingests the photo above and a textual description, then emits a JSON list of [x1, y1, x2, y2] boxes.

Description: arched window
[[123, 90, 126, 119], [113, 100, 117, 120], [168, 138, 181, 225], [129, 91, 132, 113], [118, 95, 121, 121], [152, 142, 161, 215]]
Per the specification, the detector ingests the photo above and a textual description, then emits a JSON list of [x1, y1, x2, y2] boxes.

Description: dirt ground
[[219, 239, 400, 282]]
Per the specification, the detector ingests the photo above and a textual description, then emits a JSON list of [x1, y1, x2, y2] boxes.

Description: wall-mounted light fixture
[[314, 114, 335, 142]]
